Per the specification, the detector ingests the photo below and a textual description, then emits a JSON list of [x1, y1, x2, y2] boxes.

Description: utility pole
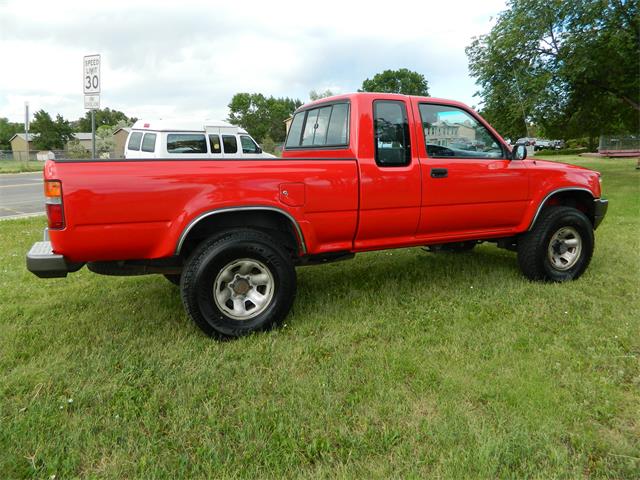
[[24, 101, 30, 162], [91, 109, 96, 159]]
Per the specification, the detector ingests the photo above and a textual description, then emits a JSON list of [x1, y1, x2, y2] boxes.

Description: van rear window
[[222, 135, 238, 154], [141, 133, 156, 153], [209, 135, 222, 154], [167, 134, 207, 154], [127, 132, 143, 151]]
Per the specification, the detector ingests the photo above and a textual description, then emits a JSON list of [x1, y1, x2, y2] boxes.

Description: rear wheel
[[180, 229, 296, 338], [517, 206, 594, 281]]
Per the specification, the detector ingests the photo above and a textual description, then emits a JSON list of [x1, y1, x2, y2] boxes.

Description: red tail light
[[44, 180, 65, 229]]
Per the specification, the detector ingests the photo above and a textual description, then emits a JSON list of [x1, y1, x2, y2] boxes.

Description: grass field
[[0, 160, 44, 174], [1, 156, 638, 478]]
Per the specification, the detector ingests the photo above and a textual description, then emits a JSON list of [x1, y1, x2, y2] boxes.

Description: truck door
[[414, 101, 529, 237], [354, 98, 422, 250]]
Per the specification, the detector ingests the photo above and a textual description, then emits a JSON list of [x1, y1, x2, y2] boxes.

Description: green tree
[[467, 0, 639, 146], [0, 118, 23, 150], [309, 89, 335, 101], [77, 108, 136, 132], [260, 135, 276, 155], [227, 93, 302, 143], [359, 68, 429, 96], [96, 125, 116, 156], [66, 139, 90, 159], [30, 110, 74, 150]]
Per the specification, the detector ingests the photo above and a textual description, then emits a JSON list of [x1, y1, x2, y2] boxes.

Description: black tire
[[180, 229, 296, 338], [517, 206, 594, 281], [164, 274, 181, 286]]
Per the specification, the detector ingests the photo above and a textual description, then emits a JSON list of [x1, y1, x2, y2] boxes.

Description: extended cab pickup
[[27, 93, 608, 338]]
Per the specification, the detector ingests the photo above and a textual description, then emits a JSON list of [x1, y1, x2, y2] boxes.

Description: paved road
[[0, 172, 44, 219]]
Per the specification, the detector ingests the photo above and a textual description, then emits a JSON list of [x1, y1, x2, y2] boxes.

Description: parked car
[[124, 119, 275, 159], [27, 93, 608, 338], [534, 139, 553, 151], [516, 137, 536, 146]]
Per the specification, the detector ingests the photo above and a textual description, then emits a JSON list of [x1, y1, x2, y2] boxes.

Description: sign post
[[83, 54, 101, 159], [24, 102, 29, 162]]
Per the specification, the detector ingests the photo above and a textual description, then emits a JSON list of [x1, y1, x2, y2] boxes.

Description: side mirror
[[512, 144, 527, 160], [256, 146, 262, 154]]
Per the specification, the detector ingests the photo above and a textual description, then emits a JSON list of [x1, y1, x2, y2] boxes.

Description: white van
[[124, 119, 275, 159]]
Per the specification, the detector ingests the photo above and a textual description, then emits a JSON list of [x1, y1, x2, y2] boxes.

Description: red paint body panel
[[46, 160, 358, 262], [44, 93, 602, 264]]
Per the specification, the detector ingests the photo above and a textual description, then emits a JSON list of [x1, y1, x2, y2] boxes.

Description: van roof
[[131, 119, 248, 134]]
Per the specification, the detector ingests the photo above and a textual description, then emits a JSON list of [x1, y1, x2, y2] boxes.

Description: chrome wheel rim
[[547, 226, 582, 271], [213, 258, 274, 320]]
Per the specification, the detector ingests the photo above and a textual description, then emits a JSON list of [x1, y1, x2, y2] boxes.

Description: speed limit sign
[[83, 54, 101, 94]]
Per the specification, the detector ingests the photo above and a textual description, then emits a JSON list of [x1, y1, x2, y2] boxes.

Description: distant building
[[69, 133, 93, 151], [284, 117, 292, 134], [424, 121, 476, 147], [10, 132, 95, 159], [9, 133, 37, 161], [112, 127, 131, 158]]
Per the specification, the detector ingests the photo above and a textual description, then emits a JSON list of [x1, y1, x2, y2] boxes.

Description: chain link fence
[[598, 134, 640, 156], [1, 149, 118, 162]]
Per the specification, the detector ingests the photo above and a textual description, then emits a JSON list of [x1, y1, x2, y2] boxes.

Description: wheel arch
[[176, 206, 306, 258], [528, 188, 596, 231]]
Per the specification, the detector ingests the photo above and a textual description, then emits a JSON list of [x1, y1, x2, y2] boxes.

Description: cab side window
[[240, 135, 260, 154], [419, 104, 504, 159], [373, 100, 411, 167], [222, 135, 238, 154]]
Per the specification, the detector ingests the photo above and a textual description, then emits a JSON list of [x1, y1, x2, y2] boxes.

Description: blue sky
[[0, 0, 507, 123]]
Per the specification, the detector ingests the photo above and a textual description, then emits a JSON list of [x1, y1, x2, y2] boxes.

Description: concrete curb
[[0, 212, 45, 221]]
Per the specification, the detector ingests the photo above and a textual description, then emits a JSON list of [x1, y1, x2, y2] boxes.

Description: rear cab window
[[285, 102, 349, 149]]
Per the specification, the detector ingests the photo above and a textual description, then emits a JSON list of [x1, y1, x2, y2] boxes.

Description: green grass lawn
[[0, 160, 44, 174], [1, 157, 638, 478]]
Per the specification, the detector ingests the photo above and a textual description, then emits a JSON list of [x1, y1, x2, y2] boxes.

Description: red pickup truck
[[27, 93, 608, 338]]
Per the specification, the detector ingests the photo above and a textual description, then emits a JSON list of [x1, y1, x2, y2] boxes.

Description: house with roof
[[71, 132, 93, 151], [9, 133, 37, 161], [10, 132, 94, 160], [112, 127, 131, 158]]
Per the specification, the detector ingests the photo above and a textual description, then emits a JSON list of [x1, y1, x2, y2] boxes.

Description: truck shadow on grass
[[78, 245, 521, 337], [290, 246, 521, 322]]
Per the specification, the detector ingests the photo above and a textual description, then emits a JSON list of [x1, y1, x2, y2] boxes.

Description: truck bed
[[45, 158, 359, 262]]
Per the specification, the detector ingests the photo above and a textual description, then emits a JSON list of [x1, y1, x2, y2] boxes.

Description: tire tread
[[517, 206, 594, 281]]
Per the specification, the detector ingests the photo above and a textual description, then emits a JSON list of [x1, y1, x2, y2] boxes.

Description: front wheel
[[517, 206, 594, 281], [180, 230, 296, 338]]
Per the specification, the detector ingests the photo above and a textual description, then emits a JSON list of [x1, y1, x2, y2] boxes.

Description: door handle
[[431, 168, 448, 178]]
